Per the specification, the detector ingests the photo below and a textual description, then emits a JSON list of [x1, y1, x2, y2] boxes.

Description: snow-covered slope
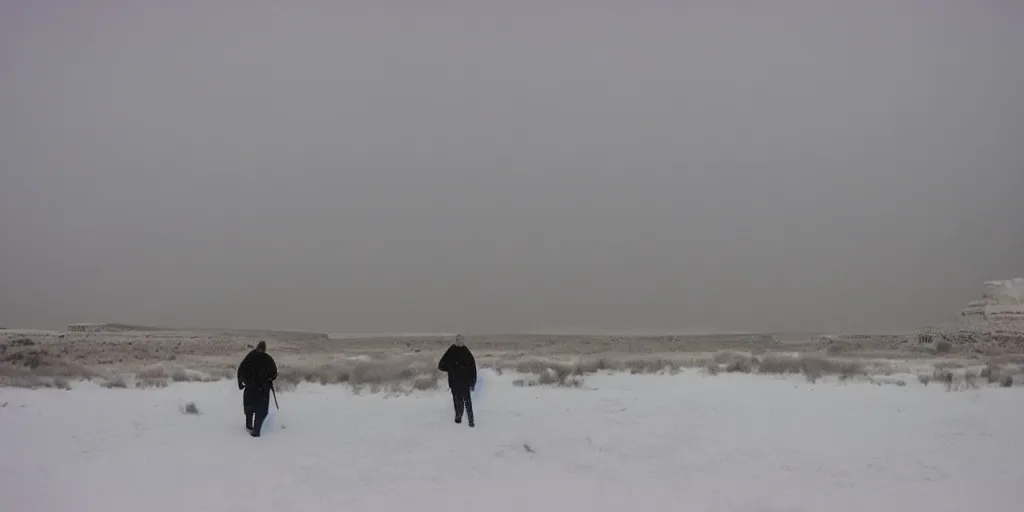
[[1, 372, 1022, 512]]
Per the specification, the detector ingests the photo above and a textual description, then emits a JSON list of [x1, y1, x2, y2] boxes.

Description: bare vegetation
[[181, 401, 200, 415], [101, 374, 128, 389], [4, 329, 1023, 395], [136, 376, 169, 389]]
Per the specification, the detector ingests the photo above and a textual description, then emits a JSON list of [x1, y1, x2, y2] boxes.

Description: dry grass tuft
[[412, 373, 439, 391], [511, 374, 583, 388], [181, 401, 200, 415], [0, 363, 80, 390], [101, 375, 128, 389], [52, 376, 72, 390], [756, 354, 865, 382], [136, 376, 168, 389], [932, 367, 955, 387], [979, 363, 1010, 385], [704, 362, 721, 376]]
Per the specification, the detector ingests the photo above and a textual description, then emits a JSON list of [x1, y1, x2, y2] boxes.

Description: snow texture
[[983, 278, 1024, 304], [1, 372, 1022, 512]]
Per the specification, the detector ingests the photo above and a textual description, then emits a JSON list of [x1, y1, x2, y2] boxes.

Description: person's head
[[454, 334, 465, 346], [256, 341, 267, 352]]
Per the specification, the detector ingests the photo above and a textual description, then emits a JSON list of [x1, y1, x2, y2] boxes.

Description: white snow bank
[[1, 373, 1022, 512]]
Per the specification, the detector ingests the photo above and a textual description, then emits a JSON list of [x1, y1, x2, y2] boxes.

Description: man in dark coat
[[437, 334, 477, 427], [236, 341, 278, 437]]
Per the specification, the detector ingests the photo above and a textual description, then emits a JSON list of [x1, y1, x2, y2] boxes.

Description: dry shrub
[[512, 360, 574, 380], [135, 365, 168, 380], [574, 358, 621, 374], [0, 348, 51, 369], [704, 362, 721, 376], [137, 377, 168, 389], [980, 363, 1005, 384], [625, 358, 678, 375], [0, 354, 97, 380], [990, 354, 1024, 365], [412, 373, 439, 391], [350, 361, 406, 385], [135, 364, 207, 383], [824, 342, 862, 355], [207, 367, 235, 380], [170, 367, 196, 382], [271, 356, 443, 394], [758, 354, 865, 382], [181, 401, 200, 415], [918, 374, 931, 386], [947, 370, 980, 392], [512, 374, 583, 388], [932, 366, 983, 392], [724, 360, 753, 373], [932, 367, 954, 387], [0, 364, 73, 389], [720, 353, 756, 373], [102, 375, 128, 389]]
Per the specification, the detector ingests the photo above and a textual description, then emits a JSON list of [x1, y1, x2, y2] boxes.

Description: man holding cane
[[236, 341, 278, 437]]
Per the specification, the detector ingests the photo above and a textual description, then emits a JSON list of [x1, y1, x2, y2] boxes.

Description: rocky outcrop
[[922, 278, 1024, 352]]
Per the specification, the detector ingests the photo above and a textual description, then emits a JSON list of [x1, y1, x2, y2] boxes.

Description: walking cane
[[271, 382, 279, 410]]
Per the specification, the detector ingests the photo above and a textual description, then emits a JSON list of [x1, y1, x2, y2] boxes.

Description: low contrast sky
[[2, 1, 1022, 334]]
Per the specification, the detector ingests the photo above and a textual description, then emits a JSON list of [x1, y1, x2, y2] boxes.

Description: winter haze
[[1, 1, 1022, 334]]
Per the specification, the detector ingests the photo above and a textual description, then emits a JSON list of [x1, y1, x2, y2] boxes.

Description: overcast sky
[[1, 1, 1022, 334]]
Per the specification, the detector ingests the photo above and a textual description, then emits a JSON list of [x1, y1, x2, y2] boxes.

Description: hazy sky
[[2, 1, 1022, 334]]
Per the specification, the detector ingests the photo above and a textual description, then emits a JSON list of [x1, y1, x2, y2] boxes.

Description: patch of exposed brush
[[928, 365, 987, 392], [0, 363, 80, 390], [0, 348, 98, 383], [101, 374, 128, 389], [134, 363, 208, 384], [756, 354, 866, 382], [714, 351, 757, 373], [512, 374, 584, 388], [978, 363, 1021, 388], [180, 401, 200, 415], [272, 356, 444, 395], [136, 376, 168, 389]]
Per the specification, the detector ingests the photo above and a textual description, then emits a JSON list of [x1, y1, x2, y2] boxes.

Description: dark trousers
[[243, 386, 271, 435], [451, 386, 474, 425]]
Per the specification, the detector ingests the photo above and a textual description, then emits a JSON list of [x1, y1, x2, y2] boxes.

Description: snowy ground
[[2, 371, 1022, 512]]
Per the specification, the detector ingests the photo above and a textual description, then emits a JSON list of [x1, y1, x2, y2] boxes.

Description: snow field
[[1, 370, 1023, 512]]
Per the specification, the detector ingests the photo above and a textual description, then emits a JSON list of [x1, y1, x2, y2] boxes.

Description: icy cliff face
[[921, 278, 1024, 351], [959, 278, 1024, 325], [982, 279, 1024, 305]]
